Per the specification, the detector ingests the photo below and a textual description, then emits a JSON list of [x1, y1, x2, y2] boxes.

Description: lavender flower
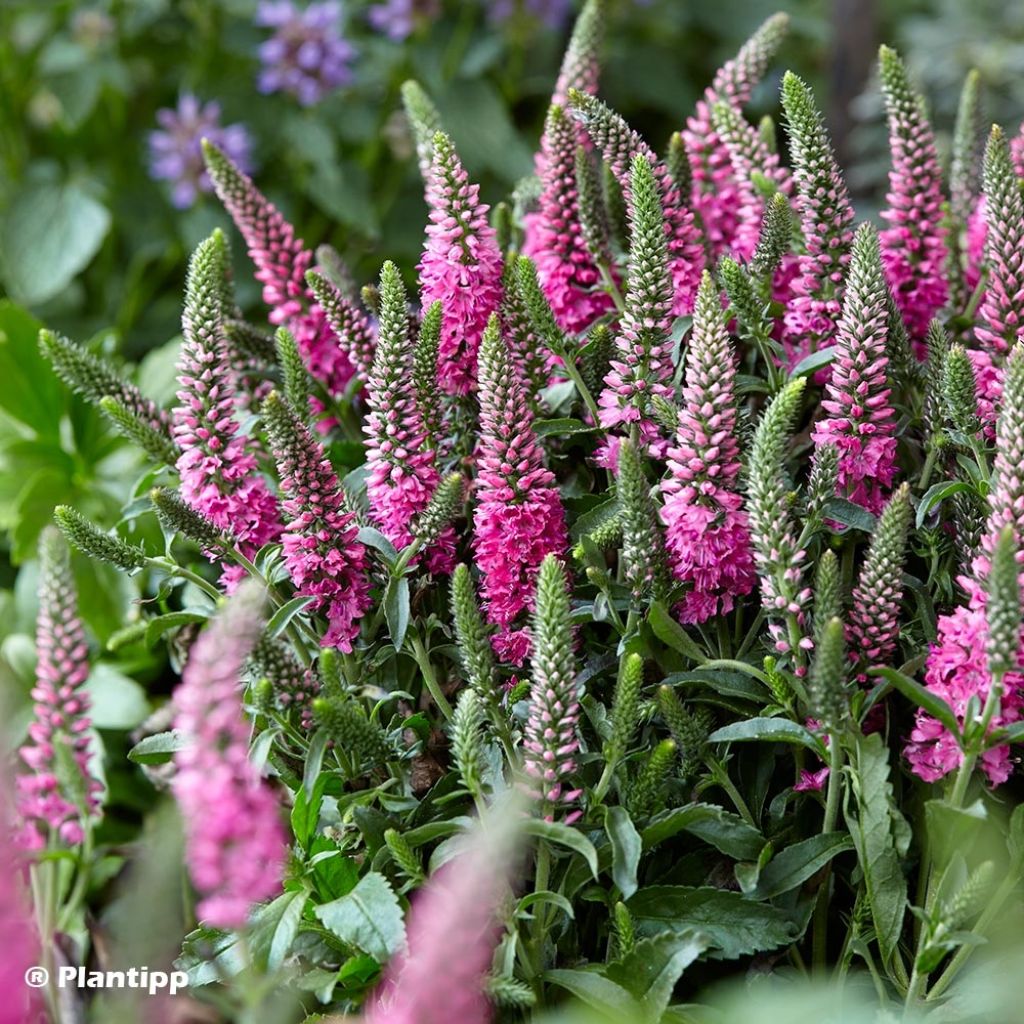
[[255, 1, 356, 106], [367, 0, 439, 40], [149, 95, 251, 209], [17, 528, 101, 850], [172, 582, 286, 929]]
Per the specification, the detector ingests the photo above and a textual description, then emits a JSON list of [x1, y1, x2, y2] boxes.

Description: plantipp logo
[[24, 966, 189, 995]]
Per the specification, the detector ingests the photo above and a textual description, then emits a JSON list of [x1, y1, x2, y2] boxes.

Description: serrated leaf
[[313, 872, 405, 963], [746, 832, 853, 900], [605, 932, 708, 1021], [641, 803, 764, 861], [627, 886, 800, 959], [845, 732, 909, 964], [708, 717, 827, 758]]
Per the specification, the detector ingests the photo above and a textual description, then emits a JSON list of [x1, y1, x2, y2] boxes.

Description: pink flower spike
[[878, 46, 950, 353], [202, 139, 355, 401], [16, 528, 101, 850], [262, 392, 371, 651], [172, 581, 286, 929], [472, 314, 567, 662], [811, 223, 897, 514], [173, 232, 283, 588], [364, 262, 455, 572], [660, 272, 756, 623], [523, 105, 615, 335], [418, 132, 504, 396]]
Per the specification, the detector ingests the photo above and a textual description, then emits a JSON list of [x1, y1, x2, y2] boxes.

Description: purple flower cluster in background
[[367, 0, 440, 41], [148, 95, 252, 209], [488, 0, 573, 28], [256, 1, 356, 105]]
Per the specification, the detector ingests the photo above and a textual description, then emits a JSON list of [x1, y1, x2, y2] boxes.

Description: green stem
[[812, 735, 844, 973], [410, 634, 454, 721], [706, 754, 756, 827]]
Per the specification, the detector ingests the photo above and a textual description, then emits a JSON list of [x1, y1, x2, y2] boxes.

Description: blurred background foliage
[[2, 0, 1024, 847]]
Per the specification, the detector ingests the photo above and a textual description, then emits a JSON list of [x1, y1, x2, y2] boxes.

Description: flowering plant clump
[[11, 5, 1024, 1023]]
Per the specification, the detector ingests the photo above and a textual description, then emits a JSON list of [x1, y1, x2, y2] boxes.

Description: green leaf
[[0, 303, 65, 436], [708, 718, 827, 758], [570, 497, 620, 542], [516, 890, 575, 921], [313, 872, 405, 963], [916, 480, 972, 528], [627, 886, 800, 959], [127, 730, 190, 765], [384, 576, 410, 651], [268, 889, 309, 972], [544, 970, 640, 1018], [605, 932, 708, 1021], [534, 418, 599, 438], [845, 732, 909, 964], [303, 729, 330, 802], [822, 497, 877, 533], [357, 526, 398, 565], [648, 602, 707, 663], [790, 347, 836, 378], [870, 667, 961, 741], [292, 771, 328, 852], [144, 611, 208, 648], [642, 803, 764, 861], [85, 663, 150, 729], [0, 181, 111, 305], [746, 832, 853, 900], [523, 819, 599, 879], [266, 595, 317, 639], [605, 805, 642, 900]]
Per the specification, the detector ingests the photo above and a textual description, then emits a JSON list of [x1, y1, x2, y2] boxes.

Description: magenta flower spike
[[683, 13, 790, 258], [811, 223, 897, 513], [473, 314, 568, 665], [522, 105, 615, 335], [779, 72, 856, 370], [262, 392, 371, 651], [16, 528, 101, 850], [363, 807, 520, 1024], [172, 582, 286, 929], [418, 132, 504, 396], [907, 344, 1024, 784], [660, 272, 756, 623], [173, 232, 283, 589], [967, 126, 1024, 430], [569, 89, 704, 316], [878, 47, 950, 353], [202, 139, 356, 403], [364, 262, 456, 573]]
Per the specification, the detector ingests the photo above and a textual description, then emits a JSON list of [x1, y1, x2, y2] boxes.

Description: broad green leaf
[[822, 497, 877, 533], [605, 932, 708, 1021], [790, 347, 835, 378], [292, 771, 328, 852], [544, 969, 639, 1018], [648, 602, 707, 663], [0, 303, 63, 435], [642, 803, 764, 861], [845, 732, 909, 964], [516, 890, 575, 921], [708, 717, 827, 758], [266, 889, 309, 972], [85, 663, 149, 729], [627, 886, 800, 959], [605, 805, 642, 900], [383, 576, 410, 651], [569, 497, 619, 542], [746, 832, 853, 900], [0, 182, 111, 305], [524, 819, 599, 879], [127, 730, 190, 765], [870, 667, 961, 741], [313, 872, 405, 963]]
